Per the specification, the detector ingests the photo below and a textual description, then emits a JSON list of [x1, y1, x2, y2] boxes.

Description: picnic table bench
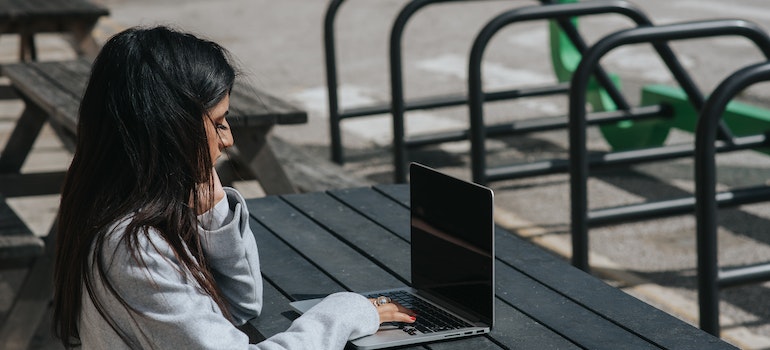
[[0, 58, 308, 194], [0, 0, 109, 61], [0, 58, 307, 349], [243, 184, 738, 349]]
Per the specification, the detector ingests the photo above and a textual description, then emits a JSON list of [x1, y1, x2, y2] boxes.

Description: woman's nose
[[220, 126, 233, 149]]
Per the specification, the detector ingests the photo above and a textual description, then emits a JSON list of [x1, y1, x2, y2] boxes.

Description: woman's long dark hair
[[52, 26, 237, 348]]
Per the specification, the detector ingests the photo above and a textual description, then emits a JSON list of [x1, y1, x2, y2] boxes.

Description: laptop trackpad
[[352, 328, 412, 348]]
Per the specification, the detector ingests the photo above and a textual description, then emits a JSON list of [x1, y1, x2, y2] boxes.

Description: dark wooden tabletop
[[0, 0, 110, 61], [0, 0, 108, 22], [244, 184, 737, 350]]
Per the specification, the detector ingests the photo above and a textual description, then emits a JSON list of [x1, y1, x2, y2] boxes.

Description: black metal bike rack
[[695, 61, 770, 336], [467, 0, 676, 185], [392, 0, 672, 183], [327, 0, 629, 183], [325, 0, 509, 177], [568, 19, 770, 272]]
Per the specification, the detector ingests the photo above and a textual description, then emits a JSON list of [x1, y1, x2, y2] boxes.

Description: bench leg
[[0, 221, 57, 350], [67, 20, 101, 60], [0, 100, 48, 174], [18, 33, 37, 62], [229, 127, 297, 195]]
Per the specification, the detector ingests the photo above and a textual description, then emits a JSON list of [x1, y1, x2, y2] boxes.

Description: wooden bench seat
[[0, 194, 42, 268]]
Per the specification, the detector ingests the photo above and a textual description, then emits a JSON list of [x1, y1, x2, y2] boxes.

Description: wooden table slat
[[425, 335, 503, 350], [283, 190, 412, 282], [496, 260, 658, 349], [229, 82, 306, 127], [31, 60, 90, 97], [374, 184, 410, 206], [249, 86, 307, 124], [328, 187, 411, 241], [246, 211, 344, 298], [250, 278, 299, 339], [2, 64, 68, 116], [2, 0, 108, 19], [7, 0, 33, 16], [489, 297, 581, 349], [2, 62, 81, 129], [494, 230, 729, 350], [249, 195, 404, 292]]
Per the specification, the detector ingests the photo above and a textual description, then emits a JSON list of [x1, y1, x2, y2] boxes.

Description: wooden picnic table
[[0, 58, 308, 195], [0, 58, 307, 349], [0, 0, 109, 61], [244, 184, 738, 349]]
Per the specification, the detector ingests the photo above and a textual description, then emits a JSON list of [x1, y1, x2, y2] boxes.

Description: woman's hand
[[194, 167, 226, 215], [371, 298, 416, 324]]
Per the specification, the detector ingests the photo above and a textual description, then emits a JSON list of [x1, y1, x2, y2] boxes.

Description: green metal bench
[[550, 0, 770, 152]]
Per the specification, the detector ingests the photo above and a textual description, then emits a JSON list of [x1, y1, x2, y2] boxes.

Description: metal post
[[695, 62, 770, 336], [325, 0, 346, 164], [390, 0, 469, 183]]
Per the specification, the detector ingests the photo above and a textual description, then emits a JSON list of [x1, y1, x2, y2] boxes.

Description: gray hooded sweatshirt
[[78, 187, 379, 349]]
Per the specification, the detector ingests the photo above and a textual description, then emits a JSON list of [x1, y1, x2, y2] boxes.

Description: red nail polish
[[410, 316, 416, 321]]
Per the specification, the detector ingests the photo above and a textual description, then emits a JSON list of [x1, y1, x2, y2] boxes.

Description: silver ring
[[375, 296, 391, 307]]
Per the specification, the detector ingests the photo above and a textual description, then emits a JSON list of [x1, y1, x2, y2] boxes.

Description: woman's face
[[204, 94, 233, 165]]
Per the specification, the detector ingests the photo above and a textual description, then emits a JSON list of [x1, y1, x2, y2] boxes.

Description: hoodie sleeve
[[198, 187, 263, 324], [251, 292, 380, 350]]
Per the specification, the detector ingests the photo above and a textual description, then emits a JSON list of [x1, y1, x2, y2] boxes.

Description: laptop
[[290, 162, 495, 349]]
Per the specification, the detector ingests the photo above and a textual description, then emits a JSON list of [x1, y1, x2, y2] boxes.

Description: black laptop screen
[[409, 163, 494, 325]]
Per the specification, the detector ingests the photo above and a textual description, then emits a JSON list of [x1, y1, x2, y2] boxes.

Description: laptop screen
[[409, 163, 494, 325]]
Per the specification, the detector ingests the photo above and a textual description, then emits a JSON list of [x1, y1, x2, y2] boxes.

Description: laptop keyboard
[[369, 291, 472, 334]]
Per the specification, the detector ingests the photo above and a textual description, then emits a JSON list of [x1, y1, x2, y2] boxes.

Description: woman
[[52, 26, 414, 349]]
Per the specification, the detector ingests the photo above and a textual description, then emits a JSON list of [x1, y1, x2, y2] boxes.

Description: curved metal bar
[[390, 0, 481, 183], [467, 0, 653, 184], [325, 0, 347, 164], [332, 0, 528, 175], [569, 19, 770, 271], [694, 61, 770, 336]]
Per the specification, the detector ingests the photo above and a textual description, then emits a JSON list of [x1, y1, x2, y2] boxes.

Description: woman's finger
[[376, 302, 416, 324]]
